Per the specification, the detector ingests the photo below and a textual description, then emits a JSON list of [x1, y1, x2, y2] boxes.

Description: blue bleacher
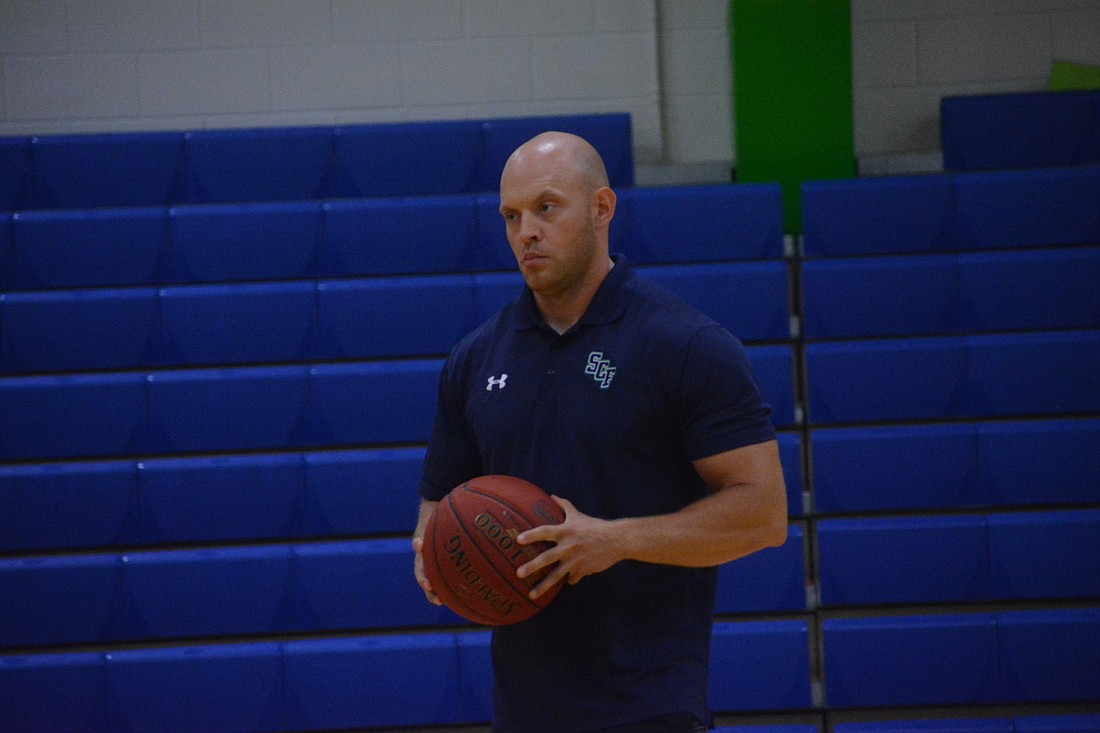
[[806, 331, 1100, 425], [834, 721, 1013, 733], [26, 132, 185, 209], [802, 164, 1100, 257], [997, 608, 1100, 703], [0, 372, 147, 460], [812, 423, 980, 513], [0, 652, 109, 733], [10, 207, 168, 289], [146, 366, 310, 455], [941, 89, 1100, 171], [716, 524, 806, 614], [159, 281, 316, 366], [282, 633, 472, 729], [0, 553, 123, 647], [0, 460, 138, 552], [802, 248, 1100, 339], [1015, 715, 1100, 732], [302, 447, 424, 535], [978, 418, 1100, 507], [167, 201, 322, 283], [708, 620, 813, 711], [105, 643, 284, 733], [136, 453, 304, 545], [823, 613, 1002, 707], [987, 509, 1100, 602], [1, 287, 160, 374], [818, 515, 991, 607], [122, 545, 293, 640]]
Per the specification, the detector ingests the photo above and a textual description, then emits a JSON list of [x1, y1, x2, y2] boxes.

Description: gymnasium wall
[[3, 1, 1099, 171]]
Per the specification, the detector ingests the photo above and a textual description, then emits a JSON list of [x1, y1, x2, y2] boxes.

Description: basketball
[[422, 475, 566, 626]]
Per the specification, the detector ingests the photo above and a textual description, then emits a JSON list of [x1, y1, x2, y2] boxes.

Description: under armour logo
[[585, 352, 616, 389], [486, 374, 508, 391]]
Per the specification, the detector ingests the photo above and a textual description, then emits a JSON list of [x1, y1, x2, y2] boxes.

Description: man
[[412, 131, 788, 733]]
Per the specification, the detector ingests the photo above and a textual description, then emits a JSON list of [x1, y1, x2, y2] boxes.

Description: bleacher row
[[1, 112, 1099, 733]]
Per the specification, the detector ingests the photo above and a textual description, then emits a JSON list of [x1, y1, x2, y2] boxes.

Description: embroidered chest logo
[[585, 352, 616, 389], [486, 374, 508, 391]]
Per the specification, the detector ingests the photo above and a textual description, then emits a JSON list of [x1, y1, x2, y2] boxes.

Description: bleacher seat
[[122, 546, 293, 641], [27, 132, 185, 209], [321, 195, 480, 277], [455, 631, 495, 721], [802, 175, 955, 257], [0, 553, 122, 647], [959, 248, 1100, 332], [714, 727, 818, 733], [952, 165, 1100, 250], [812, 423, 980, 513], [183, 126, 337, 204], [806, 331, 1100, 425], [967, 330, 1100, 417], [293, 539, 464, 630], [834, 720, 1013, 733], [618, 184, 784, 262], [1, 287, 160, 373], [0, 138, 30, 210], [0, 372, 147, 460], [823, 613, 1000, 707], [0, 460, 138, 552], [159, 281, 316, 366], [282, 633, 472, 729], [818, 515, 990, 606], [747, 345, 796, 428], [978, 418, 1100, 507], [997, 608, 1100, 703], [801, 165, 1100, 258], [807, 337, 968, 424], [136, 453, 304, 544], [167, 201, 321, 283], [802, 248, 1100, 339], [708, 620, 813, 711], [1015, 714, 1100, 732], [988, 509, 1100, 601], [105, 642, 284, 733], [777, 432, 804, 516], [716, 524, 806, 614], [0, 652, 109, 733], [146, 366, 310, 454], [941, 89, 1100, 171], [333, 120, 482, 197], [302, 447, 424, 535], [316, 275, 477, 359], [641, 261, 790, 342], [307, 360, 441, 446], [0, 214, 12, 290], [10, 207, 168, 290]]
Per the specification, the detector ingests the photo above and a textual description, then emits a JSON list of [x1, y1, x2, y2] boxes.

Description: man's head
[[498, 132, 616, 301]]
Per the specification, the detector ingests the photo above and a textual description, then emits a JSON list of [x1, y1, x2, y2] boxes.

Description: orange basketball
[[422, 475, 565, 625]]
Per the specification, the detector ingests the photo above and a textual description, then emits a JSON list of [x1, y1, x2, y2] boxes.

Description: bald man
[[414, 132, 787, 733]]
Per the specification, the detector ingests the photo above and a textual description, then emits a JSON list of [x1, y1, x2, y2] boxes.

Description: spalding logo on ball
[[422, 475, 565, 625]]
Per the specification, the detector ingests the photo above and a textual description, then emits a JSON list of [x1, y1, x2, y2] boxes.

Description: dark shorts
[[592, 712, 708, 733]]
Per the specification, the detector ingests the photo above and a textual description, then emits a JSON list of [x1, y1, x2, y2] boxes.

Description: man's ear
[[593, 186, 616, 228]]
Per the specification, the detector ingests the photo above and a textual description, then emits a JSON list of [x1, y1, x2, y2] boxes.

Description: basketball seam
[[449, 488, 546, 616]]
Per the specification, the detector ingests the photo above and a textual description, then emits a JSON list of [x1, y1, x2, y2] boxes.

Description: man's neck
[[534, 257, 615, 335]]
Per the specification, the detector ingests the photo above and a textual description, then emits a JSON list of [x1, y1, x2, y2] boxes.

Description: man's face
[[498, 145, 601, 298]]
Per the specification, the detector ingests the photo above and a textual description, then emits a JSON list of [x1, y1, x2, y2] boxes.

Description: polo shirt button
[[547, 368, 556, 376]]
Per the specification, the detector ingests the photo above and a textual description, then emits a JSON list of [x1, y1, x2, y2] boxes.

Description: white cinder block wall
[[2, 0, 1099, 173]]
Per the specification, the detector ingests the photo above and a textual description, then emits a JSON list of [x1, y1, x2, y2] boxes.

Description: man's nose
[[518, 212, 540, 243]]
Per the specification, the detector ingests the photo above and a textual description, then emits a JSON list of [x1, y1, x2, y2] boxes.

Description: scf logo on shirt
[[585, 352, 616, 389]]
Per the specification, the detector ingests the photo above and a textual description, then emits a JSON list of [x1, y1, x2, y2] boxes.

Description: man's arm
[[411, 498, 442, 605], [516, 439, 788, 599]]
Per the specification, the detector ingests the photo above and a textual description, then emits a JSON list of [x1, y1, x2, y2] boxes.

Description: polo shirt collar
[[513, 253, 632, 332]]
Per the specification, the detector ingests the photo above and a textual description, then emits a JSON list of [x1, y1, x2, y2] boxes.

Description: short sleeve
[[676, 325, 776, 461], [418, 351, 483, 501]]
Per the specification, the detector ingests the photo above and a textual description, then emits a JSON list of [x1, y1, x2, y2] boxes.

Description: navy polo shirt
[[420, 255, 775, 732]]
